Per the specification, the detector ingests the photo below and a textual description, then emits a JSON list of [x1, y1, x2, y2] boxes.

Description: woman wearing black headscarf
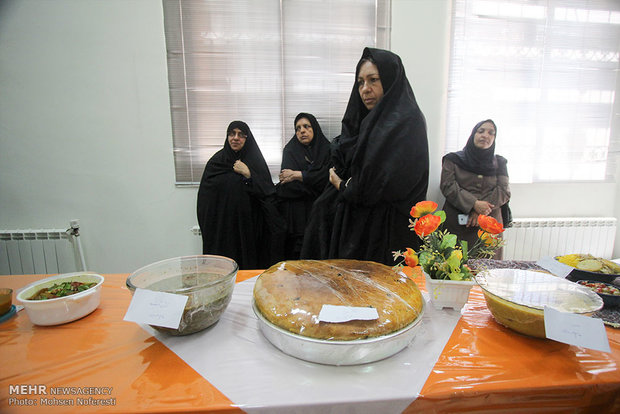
[[440, 119, 510, 258], [197, 121, 285, 269], [300, 48, 429, 265], [276, 113, 331, 259]]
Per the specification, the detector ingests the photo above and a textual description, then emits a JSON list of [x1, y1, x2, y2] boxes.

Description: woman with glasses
[[197, 120, 285, 269]]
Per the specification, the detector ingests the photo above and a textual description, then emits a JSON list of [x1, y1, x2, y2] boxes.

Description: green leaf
[[440, 233, 457, 250], [446, 253, 461, 272], [461, 240, 469, 261], [419, 251, 432, 266], [448, 272, 465, 281], [435, 210, 446, 224]]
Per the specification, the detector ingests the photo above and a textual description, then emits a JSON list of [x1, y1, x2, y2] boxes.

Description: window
[[163, 0, 391, 185], [446, 0, 620, 183]]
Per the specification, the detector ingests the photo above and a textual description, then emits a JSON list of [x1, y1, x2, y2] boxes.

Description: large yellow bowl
[[475, 269, 603, 338]]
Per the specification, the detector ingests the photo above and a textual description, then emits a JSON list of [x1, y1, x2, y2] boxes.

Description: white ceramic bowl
[[17, 272, 104, 326]]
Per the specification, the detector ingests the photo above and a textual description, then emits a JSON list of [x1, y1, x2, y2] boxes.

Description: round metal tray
[[252, 299, 424, 366]]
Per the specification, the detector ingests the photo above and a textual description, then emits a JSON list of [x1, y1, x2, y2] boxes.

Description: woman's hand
[[467, 212, 479, 227], [473, 200, 493, 216], [329, 167, 342, 190], [279, 169, 302, 184], [233, 160, 251, 179]]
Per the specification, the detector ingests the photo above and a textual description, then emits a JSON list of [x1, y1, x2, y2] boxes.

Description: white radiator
[[0, 221, 87, 275], [503, 217, 617, 261]]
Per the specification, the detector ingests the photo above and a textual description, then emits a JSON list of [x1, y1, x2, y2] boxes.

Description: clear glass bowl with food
[[475, 268, 603, 338], [126, 255, 238, 336]]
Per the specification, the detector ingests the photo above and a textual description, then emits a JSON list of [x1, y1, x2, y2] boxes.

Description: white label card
[[544, 306, 610, 353], [123, 288, 188, 329], [537, 256, 573, 278], [318, 304, 379, 323]]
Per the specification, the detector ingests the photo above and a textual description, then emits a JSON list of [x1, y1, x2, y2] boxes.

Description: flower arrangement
[[394, 201, 505, 281]]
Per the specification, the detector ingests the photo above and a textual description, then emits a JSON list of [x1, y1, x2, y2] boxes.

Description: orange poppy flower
[[403, 248, 419, 267], [414, 214, 442, 237], [410, 201, 438, 218], [477, 230, 496, 246], [477, 215, 504, 234]]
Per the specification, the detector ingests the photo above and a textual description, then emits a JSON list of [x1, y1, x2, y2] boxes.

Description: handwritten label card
[[537, 256, 573, 278], [318, 305, 379, 323], [124, 288, 188, 329], [544, 306, 610, 353]]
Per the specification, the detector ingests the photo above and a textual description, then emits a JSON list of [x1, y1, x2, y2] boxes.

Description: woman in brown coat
[[440, 119, 510, 258]]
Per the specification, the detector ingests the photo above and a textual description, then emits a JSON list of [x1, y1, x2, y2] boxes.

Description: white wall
[[1, 0, 618, 275], [391, 0, 620, 256], [0, 0, 201, 273]]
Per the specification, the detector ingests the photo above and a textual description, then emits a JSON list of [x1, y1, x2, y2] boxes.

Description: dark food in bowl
[[126, 255, 238, 336], [145, 273, 234, 336], [29, 281, 97, 300], [576, 280, 620, 307]]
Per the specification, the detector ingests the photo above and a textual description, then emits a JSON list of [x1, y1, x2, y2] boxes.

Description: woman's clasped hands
[[233, 159, 251, 179], [279, 169, 302, 184], [467, 200, 494, 226]]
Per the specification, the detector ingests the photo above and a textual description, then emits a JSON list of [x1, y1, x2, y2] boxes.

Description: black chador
[[301, 48, 429, 265], [197, 121, 285, 269], [276, 113, 331, 259]]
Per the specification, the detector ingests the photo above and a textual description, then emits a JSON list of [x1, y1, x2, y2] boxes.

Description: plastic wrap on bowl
[[126, 255, 238, 336], [252, 260, 425, 364], [475, 269, 603, 338], [253, 299, 424, 365]]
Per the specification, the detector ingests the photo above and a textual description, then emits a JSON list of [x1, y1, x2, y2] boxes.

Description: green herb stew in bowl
[[17, 272, 104, 326]]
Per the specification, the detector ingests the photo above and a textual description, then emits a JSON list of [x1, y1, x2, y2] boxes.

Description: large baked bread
[[253, 260, 424, 340]]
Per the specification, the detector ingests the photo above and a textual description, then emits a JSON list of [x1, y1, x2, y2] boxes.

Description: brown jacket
[[440, 158, 510, 257]]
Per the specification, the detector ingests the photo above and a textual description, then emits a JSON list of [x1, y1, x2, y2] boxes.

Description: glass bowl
[[126, 255, 238, 336], [475, 269, 603, 338]]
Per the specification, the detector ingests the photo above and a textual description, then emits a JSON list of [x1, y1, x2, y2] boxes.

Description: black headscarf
[[197, 121, 284, 269], [202, 120, 275, 196], [332, 47, 429, 209], [443, 119, 507, 176], [301, 48, 429, 264], [277, 112, 331, 199]]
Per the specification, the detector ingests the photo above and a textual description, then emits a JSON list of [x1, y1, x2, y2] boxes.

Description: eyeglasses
[[227, 131, 247, 139]]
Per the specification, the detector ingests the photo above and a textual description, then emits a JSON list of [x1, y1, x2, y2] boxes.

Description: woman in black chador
[[301, 48, 429, 265], [276, 113, 331, 259], [197, 121, 285, 269]]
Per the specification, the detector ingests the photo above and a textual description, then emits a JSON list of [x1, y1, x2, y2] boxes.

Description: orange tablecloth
[[1, 269, 619, 413]]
